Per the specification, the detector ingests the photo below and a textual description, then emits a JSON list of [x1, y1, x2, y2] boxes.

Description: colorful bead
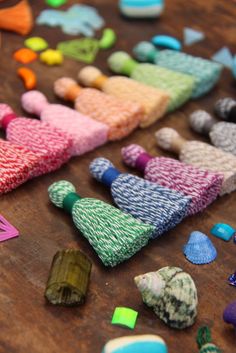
[[24, 36, 48, 51], [211, 223, 235, 241], [111, 307, 138, 329], [228, 272, 236, 287], [40, 49, 63, 65], [102, 335, 168, 353]]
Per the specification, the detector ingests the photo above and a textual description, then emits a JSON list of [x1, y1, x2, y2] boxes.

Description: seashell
[[183, 231, 217, 265], [102, 335, 168, 353], [134, 266, 198, 329]]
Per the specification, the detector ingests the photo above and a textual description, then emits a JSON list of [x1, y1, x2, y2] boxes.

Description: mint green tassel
[[48, 180, 154, 267]]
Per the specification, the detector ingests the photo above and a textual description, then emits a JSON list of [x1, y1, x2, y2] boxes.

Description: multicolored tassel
[[48, 180, 154, 267], [190, 110, 236, 155], [89, 158, 190, 238], [77, 66, 170, 128], [155, 127, 236, 195], [21, 90, 108, 156], [122, 144, 223, 215], [54, 77, 142, 140], [0, 139, 40, 194], [107, 52, 195, 112], [133, 41, 222, 98], [0, 104, 72, 177]]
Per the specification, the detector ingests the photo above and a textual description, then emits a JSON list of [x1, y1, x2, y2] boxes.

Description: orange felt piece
[[13, 48, 38, 64], [17, 67, 37, 90]]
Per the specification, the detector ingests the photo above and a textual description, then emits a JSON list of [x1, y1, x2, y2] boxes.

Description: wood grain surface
[[0, 1, 236, 352]]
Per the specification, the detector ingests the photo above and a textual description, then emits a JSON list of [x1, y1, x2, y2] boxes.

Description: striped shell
[[135, 266, 198, 329]]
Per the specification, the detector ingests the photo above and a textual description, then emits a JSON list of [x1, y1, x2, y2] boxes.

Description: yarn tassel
[[133, 41, 222, 98], [107, 52, 195, 112], [214, 97, 236, 123], [0, 139, 41, 194], [196, 326, 221, 353], [54, 77, 142, 140], [48, 180, 154, 267], [190, 110, 236, 155], [121, 144, 223, 215], [77, 66, 170, 128], [155, 127, 236, 195], [21, 90, 108, 156], [0, 0, 33, 35], [89, 157, 190, 238], [0, 104, 72, 177]]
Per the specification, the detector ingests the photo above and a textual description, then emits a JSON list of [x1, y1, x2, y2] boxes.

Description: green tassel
[[48, 180, 154, 267], [197, 326, 221, 353]]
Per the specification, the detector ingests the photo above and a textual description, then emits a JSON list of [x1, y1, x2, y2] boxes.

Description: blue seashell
[[152, 35, 182, 51], [183, 231, 217, 265], [102, 335, 168, 353], [211, 223, 235, 241]]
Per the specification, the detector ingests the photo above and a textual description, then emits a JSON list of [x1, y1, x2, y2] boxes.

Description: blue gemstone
[[228, 272, 236, 287], [211, 223, 235, 241]]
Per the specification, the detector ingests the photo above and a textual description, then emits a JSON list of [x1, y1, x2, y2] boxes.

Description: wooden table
[[0, 1, 236, 352]]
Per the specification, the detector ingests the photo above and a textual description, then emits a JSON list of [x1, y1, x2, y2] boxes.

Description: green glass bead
[[45, 249, 92, 306]]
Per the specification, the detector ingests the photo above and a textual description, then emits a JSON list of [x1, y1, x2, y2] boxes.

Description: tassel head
[[54, 77, 80, 101], [0, 104, 15, 127], [155, 127, 181, 151], [108, 51, 137, 75], [89, 158, 120, 185], [121, 144, 146, 167], [78, 66, 104, 88], [133, 41, 158, 63], [214, 97, 236, 120], [48, 180, 78, 209], [21, 91, 49, 116], [189, 110, 216, 135]]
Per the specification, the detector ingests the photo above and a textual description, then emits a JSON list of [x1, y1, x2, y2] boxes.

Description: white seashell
[[135, 266, 198, 329]]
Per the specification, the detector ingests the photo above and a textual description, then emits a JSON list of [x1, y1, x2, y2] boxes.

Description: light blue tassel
[[90, 158, 191, 239]]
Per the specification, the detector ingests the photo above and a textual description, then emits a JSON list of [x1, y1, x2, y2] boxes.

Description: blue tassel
[[90, 158, 191, 239]]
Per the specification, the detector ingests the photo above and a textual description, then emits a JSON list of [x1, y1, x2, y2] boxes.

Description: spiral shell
[[135, 266, 198, 329]]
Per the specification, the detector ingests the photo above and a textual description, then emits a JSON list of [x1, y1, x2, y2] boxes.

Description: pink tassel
[[0, 104, 72, 177], [21, 90, 108, 156], [0, 139, 40, 194]]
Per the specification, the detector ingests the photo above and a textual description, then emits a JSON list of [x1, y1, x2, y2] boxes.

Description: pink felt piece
[[21, 91, 109, 156], [0, 104, 72, 177], [122, 144, 224, 215], [0, 215, 19, 242]]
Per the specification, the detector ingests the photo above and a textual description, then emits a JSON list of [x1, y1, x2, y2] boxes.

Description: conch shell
[[0, 0, 33, 35], [134, 266, 198, 329]]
